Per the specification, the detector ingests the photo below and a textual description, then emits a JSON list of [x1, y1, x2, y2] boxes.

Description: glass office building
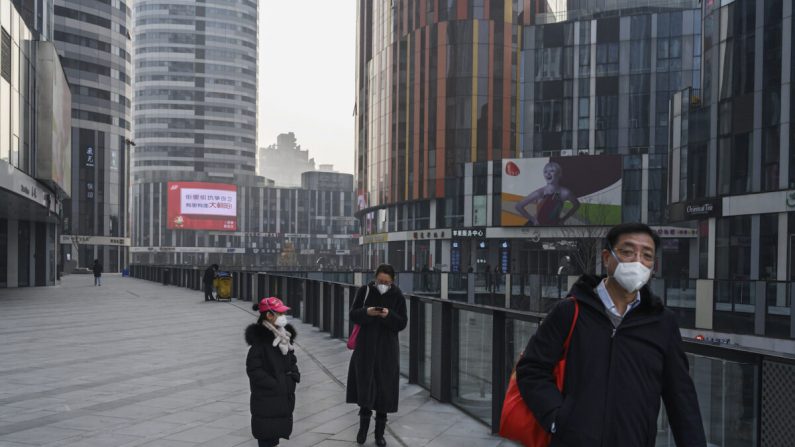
[[355, 0, 700, 269], [53, 0, 133, 272], [668, 0, 795, 347]]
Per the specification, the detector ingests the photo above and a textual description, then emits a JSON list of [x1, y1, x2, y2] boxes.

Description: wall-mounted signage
[[667, 198, 722, 221], [452, 228, 485, 238]]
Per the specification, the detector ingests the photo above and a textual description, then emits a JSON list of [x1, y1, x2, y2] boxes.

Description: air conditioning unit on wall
[[560, 149, 574, 156]]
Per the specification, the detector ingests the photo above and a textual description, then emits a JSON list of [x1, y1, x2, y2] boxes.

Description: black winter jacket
[[346, 282, 408, 413], [515, 275, 706, 447], [203, 267, 215, 290], [245, 323, 300, 441], [92, 262, 103, 277]]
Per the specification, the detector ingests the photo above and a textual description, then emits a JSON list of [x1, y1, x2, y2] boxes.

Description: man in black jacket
[[203, 264, 218, 301], [516, 223, 706, 447]]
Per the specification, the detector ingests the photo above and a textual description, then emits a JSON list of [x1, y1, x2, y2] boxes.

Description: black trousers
[[359, 407, 387, 420], [257, 439, 278, 447], [204, 287, 214, 301]]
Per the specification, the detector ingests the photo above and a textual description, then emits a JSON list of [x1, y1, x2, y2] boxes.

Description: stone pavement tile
[[0, 425, 85, 445], [50, 431, 143, 447], [424, 435, 504, 447], [165, 425, 235, 443], [113, 419, 186, 437], [96, 403, 169, 421], [280, 431, 332, 447], [50, 414, 131, 431], [195, 433, 251, 447], [134, 439, 196, 447]]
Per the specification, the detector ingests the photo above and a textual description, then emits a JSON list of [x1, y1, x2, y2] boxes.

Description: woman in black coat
[[346, 264, 408, 446], [245, 297, 300, 447]]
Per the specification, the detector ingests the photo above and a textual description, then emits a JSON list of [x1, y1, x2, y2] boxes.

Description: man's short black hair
[[604, 223, 660, 250], [375, 263, 396, 280]]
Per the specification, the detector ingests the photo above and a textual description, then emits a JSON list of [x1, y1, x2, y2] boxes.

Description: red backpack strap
[[562, 297, 579, 351]]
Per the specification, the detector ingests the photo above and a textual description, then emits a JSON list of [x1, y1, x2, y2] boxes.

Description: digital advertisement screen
[[167, 182, 238, 231], [501, 155, 622, 226]]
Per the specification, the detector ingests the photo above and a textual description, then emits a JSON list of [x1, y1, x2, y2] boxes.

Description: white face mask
[[274, 315, 288, 327], [376, 283, 390, 295], [610, 251, 652, 292]]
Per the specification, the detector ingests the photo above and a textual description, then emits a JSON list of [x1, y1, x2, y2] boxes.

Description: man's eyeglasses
[[612, 247, 655, 264]]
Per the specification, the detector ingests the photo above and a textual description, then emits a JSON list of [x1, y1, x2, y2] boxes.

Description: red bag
[[347, 285, 370, 350], [347, 324, 361, 350], [498, 298, 579, 446]]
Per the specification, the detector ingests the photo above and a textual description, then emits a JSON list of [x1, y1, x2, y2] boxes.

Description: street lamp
[[557, 255, 571, 299]]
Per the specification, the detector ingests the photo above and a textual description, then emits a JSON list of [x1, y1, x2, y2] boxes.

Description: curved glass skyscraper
[[131, 0, 259, 266], [132, 0, 258, 180], [355, 0, 700, 271]]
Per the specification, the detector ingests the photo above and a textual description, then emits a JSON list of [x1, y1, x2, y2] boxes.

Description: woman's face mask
[[273, 314, 288, 327], [376, 283, 390, 295]]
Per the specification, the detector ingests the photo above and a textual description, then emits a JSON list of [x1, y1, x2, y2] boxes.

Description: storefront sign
[[60, 235, 131, 246], [452, 228, 485, 238], [668, 198, 722, 221], [412, 230, 446, 240], [362, 233, 388, 244]]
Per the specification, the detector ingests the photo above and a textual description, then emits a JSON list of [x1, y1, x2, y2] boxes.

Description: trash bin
[[214, 271, 232, 301], [121, 268, 129, 277], [162, 268, 170, 286]]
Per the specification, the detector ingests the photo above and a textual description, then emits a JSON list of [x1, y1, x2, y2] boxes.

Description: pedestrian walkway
[[0, 275, 515, 446]]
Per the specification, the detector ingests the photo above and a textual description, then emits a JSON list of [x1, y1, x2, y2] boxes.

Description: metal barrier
[[129, 265, 795, 445]]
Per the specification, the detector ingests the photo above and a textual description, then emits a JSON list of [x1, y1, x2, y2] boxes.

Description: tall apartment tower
[[132, 1, 258, 180], [53, 0, 133, 272], [131, 1, 259, 262]]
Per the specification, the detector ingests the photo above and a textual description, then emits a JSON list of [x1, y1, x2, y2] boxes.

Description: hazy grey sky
[[258, 1, 356, 175]]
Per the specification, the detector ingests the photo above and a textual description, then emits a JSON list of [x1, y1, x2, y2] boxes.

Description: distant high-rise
[[258, 132, 316, 187], [53, 0, 133, 272], [132, 0, 258, 181]]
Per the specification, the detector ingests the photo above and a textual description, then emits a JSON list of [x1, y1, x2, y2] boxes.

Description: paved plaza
[[0, 275, 515, 447]]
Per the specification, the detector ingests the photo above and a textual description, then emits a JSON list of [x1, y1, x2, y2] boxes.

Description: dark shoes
[[374, 417, 387, 446], [356, 416, 370, 444]]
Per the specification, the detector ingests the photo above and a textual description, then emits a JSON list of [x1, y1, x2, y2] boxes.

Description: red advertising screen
[[167, 182, 238, 231]]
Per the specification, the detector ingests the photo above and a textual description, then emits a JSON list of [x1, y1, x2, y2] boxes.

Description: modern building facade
[[131, 171, 359, 270], [258, 132, 316, 187], [668, 0, 795, 347], [53, 0, 133, 273], [355, 0, 700, 269], [132, 0, 258, 179], [1, 0, 71, 287]]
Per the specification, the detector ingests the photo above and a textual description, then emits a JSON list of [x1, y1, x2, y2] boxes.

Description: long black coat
[[516, 275, 706, 447], [92, 262, 103, 277], [346, 283, 408, 413], [203, 267, 215, 290], [245, 323, 300, 441]]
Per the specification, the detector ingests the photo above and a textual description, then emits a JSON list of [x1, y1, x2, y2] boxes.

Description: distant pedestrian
[[347, 264, 408, 446], [245, 297, 300, 447], [203, 264, 218, 301], [92, 259, 103, 286]]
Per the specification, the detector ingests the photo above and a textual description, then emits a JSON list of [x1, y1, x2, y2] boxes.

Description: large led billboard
[[501, 155, 622, 226], [167, 182, 237, 231]]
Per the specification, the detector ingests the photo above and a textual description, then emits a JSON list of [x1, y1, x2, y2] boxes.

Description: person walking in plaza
[[202, 264, 218, 301], [245, 297, 300, 447], [92, 259, 103, 286], [515, 223, 706, 446], [347, 264, 408, 446]]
